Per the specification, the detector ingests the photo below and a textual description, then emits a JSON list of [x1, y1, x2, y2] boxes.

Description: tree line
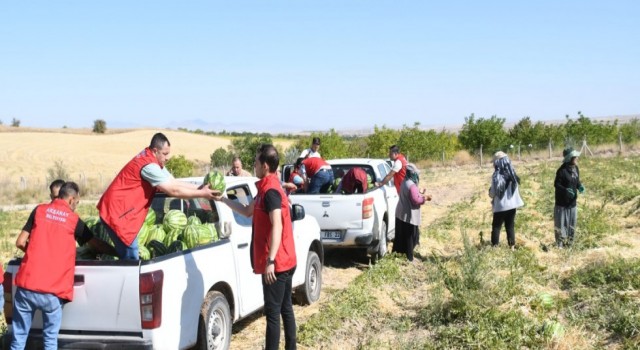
[[161, 114, 640, 177]]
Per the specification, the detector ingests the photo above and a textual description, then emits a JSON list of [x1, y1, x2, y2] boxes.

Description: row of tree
[[202, 114, 640, 171]]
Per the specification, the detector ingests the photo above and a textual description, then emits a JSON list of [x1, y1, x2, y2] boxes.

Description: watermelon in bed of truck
[[2, 176, 323, 350]]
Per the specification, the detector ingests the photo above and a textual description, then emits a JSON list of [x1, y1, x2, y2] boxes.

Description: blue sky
[[1, 1, 639, 133]]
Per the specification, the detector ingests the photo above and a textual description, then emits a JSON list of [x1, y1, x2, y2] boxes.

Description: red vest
[[393, 154, 408, 193], [97, 148, 160, 246], [252, 174, 297, 274], [302, 157, 329, 178], [16, 199, 79, 301]]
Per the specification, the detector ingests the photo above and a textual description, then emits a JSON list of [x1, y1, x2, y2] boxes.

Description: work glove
[[566, 188, 576, 198], [578, 185, 585, 194]]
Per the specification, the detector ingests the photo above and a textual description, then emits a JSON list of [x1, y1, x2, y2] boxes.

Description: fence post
[[548, 139, 552, 159], [480, 144, 483, 167], [518, 144, 521, 161], [619, 132, 623, 155], [20, 176, 26, 190], [442, 149, 445, 165]]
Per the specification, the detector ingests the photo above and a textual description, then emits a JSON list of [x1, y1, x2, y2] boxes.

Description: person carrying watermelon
[[213, 144, 297, 350], [97, 132, 220, 260]]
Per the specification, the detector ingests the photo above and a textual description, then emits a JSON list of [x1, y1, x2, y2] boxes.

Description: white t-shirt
[[391, 159, 403, 172], [299, 148, 321, 159]]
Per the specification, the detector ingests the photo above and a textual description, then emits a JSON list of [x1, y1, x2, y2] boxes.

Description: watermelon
[[163, 209, 187, 233], [167, 240, 188, 253], [83, 216, 100, 229], [536, 292, 555, 309], [147, 240, 168, 258], [203, 223, 219, 243], [139, 245, 151, 260], [204, 170, 226, 192], [187, 215, 202, 226], [76, 245, 96, 260], [163, 228, 181, 247], [93, 221, 114, 247], [144, 209, 157, 226], [542, 320, 565, 339], [137, 225, 151, 247], [146, 225, 166, 246], [182, 224, 200, 249]]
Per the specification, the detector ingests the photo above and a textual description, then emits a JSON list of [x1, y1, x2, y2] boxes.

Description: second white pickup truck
[[2, 176, 323, 350], [285, 158, 399, 262]]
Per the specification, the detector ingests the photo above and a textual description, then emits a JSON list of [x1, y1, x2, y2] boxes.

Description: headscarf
[[491, 152, 518, 200], [405, 163, 420, 185]]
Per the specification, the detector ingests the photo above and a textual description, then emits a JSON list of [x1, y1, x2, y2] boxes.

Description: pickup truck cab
[[2, 176, 323, 350], [284, 158, 398, 262]]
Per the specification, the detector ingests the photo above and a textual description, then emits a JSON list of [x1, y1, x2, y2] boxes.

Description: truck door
[[377, 162, 399, 234], [225, 185, 264, 316]]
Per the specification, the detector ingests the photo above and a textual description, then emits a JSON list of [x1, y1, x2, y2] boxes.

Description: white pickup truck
[[2, 176, 323, 350], [284, 158, 398, 262]]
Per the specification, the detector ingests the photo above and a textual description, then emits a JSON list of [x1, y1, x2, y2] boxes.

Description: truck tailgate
[[58, 261, 142, 332], [290, 194, 365, 230]]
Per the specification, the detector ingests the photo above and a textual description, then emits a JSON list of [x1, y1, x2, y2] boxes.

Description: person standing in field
[[97, 132, 218, 260], [49, 179, 65, 201], [375, 145, 407, 193], [554, 147, 584, 248], [488, 151, 525, 250], [394, 163, 431, 261], [299, 137, 321, 159], [10, 182, 112, 350], [226, 156, 252, 177], [214, 144, 297, 350]]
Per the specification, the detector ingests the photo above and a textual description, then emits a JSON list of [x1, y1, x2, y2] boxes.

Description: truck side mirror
[[291, 204, 305, 222]]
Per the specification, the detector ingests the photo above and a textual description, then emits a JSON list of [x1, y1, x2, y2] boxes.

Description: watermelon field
[[1, 153, 639, 349]]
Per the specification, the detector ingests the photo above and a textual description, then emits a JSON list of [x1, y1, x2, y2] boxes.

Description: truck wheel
[[295, 251, 322, 305], [195, 291, 231, 350], [371, 220, 387, 264]]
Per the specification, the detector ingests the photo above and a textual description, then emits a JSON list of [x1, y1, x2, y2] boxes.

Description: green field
[[1, 156, 639, 349]]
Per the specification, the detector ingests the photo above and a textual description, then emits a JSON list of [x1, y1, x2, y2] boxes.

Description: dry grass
[[0, 128, 294, 204]]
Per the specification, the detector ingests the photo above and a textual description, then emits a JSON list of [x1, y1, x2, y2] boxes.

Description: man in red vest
[[11, 182, 112, 350], [375, 145, 407, 193], [97, 133, 219, 260], [214, 144, 297, 350], [302, 155, 334, 194]]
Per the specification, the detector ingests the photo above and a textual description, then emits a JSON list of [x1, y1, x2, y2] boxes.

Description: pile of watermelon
[[79, 208, 219, 261]]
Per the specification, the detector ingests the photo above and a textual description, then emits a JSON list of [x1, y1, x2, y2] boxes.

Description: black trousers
[[393, 218, 420, 261], [491, 208, 517, 247], [263, 267, 297, 350]]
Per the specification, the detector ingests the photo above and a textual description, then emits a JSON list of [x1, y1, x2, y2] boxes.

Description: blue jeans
[[263, 267, 296, 350], [11, 287, 63, 350], [307, 170, 334, 194], [102, 218, 139, 260]]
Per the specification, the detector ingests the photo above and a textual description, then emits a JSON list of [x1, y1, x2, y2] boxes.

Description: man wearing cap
[[553, 147, 585, 248]]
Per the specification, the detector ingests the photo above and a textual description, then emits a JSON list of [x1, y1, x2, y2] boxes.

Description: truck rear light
[[140, 270, 163, 329], [362, 197, 374, 219], [3, 272, 12, 324]]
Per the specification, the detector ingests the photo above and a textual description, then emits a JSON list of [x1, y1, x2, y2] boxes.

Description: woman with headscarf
[[553, 147, 584, 248], [488, 151, 525, 249], [394, 163, 431, 262]]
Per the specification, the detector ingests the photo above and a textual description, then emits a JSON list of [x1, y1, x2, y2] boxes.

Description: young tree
[[210, 147, 232, 168], [11, 118, 20, 127], [366, 125, 401, 158], [165, 155, 195, 178], [93, 119, 107, 134], [230, 134, 273, 167], [458, 114, 508, 154]]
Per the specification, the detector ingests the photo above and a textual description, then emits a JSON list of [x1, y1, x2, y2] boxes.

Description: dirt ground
[[229, 163, 490, 349]]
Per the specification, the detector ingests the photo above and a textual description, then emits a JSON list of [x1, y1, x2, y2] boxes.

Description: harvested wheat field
[[0, 128, 293, 188]]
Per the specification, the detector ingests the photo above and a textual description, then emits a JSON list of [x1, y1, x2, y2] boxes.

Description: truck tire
[[371, 220, 387, 264], [295, 251, 322, 305], [195, 291, 231, 350]]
